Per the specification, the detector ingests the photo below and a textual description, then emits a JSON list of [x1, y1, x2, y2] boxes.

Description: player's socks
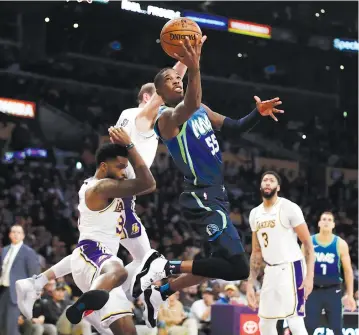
[[164, 260, 182, 276], [159, 282, 176, 299], [34, 274, 48, 289]]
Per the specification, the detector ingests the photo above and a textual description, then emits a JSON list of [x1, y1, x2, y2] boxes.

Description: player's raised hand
[[342, 294, 357, 312], [108, 126, 131, 146], [173, 35, 207, 70], [246, 284, 258, 311], [299, 276, 313, 300], [254, 96, 284, 122]]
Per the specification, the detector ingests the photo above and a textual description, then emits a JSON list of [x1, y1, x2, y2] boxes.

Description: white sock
[[34, 274, 48, 289], [259, 318, 278, 335], [52, 255, 72, 278], [287, 317, 308, 335]]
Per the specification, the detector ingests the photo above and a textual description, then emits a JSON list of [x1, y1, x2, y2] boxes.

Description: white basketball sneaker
[[131, 249, 168, 298], [142, 286, 166, 328], [16, 276, 42, 319]]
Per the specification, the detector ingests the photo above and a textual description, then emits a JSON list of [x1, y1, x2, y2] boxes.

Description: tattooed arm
[[247, 232, 263, 310], [248, 232, 263, 284]]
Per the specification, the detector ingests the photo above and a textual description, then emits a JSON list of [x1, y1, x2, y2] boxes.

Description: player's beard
[[260, 187, 277, 199]]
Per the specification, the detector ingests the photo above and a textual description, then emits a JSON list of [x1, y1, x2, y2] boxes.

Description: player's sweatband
[[222, 108, 261, 136]]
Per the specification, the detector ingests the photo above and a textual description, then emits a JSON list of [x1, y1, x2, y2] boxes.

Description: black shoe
[[66, 290, 109, 324]]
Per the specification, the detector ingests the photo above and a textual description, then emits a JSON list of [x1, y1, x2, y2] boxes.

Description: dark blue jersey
[[313, 234, 342, 286], [154, 105, 223, 187]]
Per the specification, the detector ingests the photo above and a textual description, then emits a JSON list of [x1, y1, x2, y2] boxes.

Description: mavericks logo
[[206, 224, 219, 236]]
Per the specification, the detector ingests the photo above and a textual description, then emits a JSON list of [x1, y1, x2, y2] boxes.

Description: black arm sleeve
[[221, 108, 261, 136]]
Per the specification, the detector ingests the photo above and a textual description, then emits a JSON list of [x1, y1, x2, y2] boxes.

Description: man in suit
[[0, 224, 40, 335]]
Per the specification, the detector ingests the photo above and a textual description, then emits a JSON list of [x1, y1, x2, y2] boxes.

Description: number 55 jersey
[[155, 105, 222, 188]]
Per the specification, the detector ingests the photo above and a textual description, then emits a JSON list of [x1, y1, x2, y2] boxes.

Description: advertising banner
[[0, 97, 36, 119], [228, 19, 271, 38], [121, 0, 180, 20], [333, 38, 359, 52], [183, 10, 228, 30]]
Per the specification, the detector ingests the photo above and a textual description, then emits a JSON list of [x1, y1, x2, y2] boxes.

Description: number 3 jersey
[[77, 178, 126, 255], [154, 105, 223, 187], [249, 197, 305, 265]]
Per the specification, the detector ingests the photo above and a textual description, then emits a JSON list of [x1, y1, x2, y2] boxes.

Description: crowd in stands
[[0, 140, 357, 333]]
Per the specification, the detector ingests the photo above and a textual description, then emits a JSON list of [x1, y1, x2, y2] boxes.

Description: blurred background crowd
[[0, 1, 357, 334]]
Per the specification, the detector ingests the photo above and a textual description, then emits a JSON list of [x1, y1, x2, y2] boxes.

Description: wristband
[[125, 143, 135, 150]]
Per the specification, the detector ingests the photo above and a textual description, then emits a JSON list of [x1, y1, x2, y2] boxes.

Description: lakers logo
[[131, 222, 139, 235]]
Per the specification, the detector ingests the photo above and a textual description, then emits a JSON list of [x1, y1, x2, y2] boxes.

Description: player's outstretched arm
[[135, 62, 188, 133], [157, 36, 206, 140], [88, 128, 156, 202], [247, 232, 263, 310], [203, 95, 284, 136], [295, 223, 315, 299], [339, 238, 356, 311]]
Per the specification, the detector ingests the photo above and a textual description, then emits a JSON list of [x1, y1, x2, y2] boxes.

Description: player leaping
[[16, 61, 187, 329], [131, 35, 285, 320], [246, 171, 315, 335]]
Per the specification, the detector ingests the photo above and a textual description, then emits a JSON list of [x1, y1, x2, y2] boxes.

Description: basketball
[[160, 17, 202, 59]]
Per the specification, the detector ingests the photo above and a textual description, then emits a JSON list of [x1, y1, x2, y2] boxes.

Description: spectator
[[0, 224, 40, 335], [42, 279, 56, 299], [19, 309, 57, 335], [158, 292, 197, 335], [180, 285, 199, 311], [216, 284, 239, 305], [39, 283, 91, 335], [236, 280, 249, 306], [190, 288, 215, 335], [132, 297, 157, 335]]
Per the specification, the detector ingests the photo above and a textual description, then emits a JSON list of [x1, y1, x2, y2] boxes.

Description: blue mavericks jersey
[[313, 234, 342, 286], [154, 105, 223, 187]]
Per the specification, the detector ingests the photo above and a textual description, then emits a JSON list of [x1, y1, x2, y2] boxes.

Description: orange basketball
[[160, 17, 202, 59]]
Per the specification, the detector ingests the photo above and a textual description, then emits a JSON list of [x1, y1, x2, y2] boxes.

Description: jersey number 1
[[205, 134, 219, 155], [320, 264, 327, 275]]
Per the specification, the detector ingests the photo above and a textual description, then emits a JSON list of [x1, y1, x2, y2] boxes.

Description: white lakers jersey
[[77, 178, 125, 255], [115, 107, 158, 179], [249, 197, 305, 265]]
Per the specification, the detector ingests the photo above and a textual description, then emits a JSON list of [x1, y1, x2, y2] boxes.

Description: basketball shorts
[[179, 185, 245, 258], [84, 286, 133, 331], [259, 259, 306, 320], [71, 239, 124, 293]]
